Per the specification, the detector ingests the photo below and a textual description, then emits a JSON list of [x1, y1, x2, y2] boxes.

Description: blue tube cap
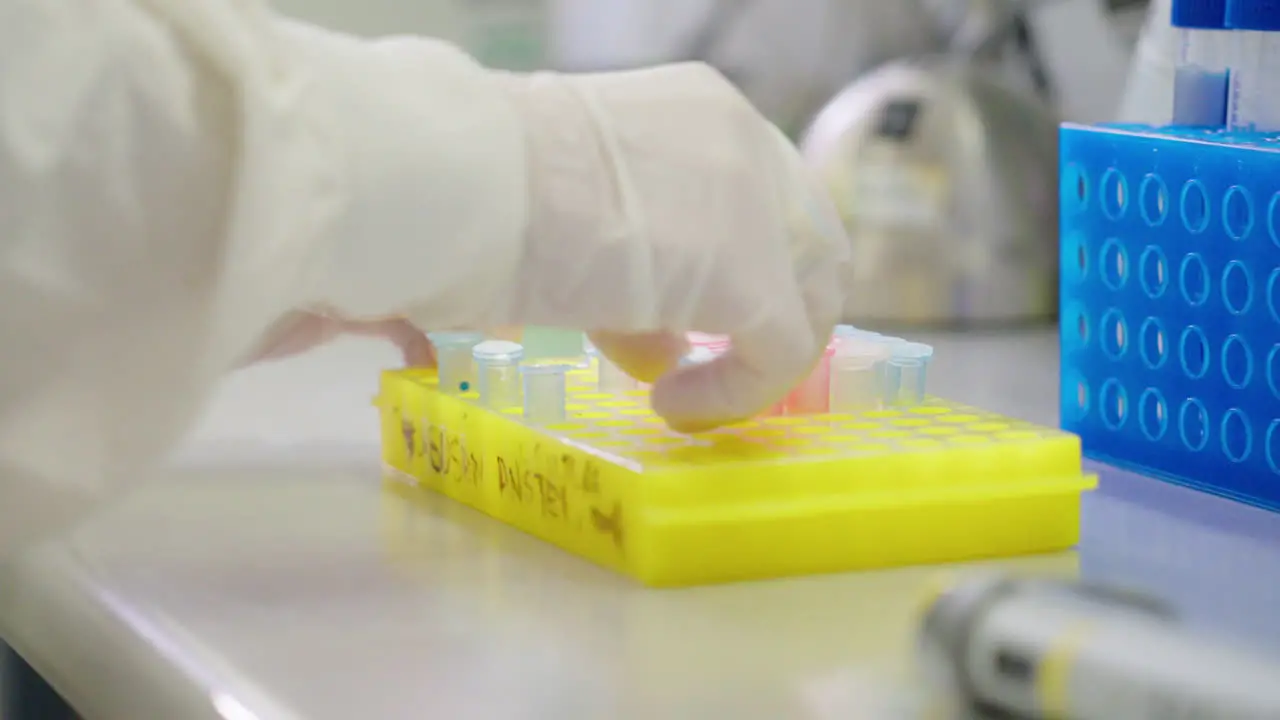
[[1227, 0, 1280, 30], [1174, 0, 1228, 27]]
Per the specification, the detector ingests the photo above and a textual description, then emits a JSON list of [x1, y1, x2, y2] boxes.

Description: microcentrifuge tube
[[886, 342, 935, 407], [830, 339, 890, 413], [521, 326, 590, 367], [1172, 0, 1231, 127], [428, 331, 485, 394], [784, 340, 836, 415], [1226, 0, 1280, 131], [521, 363, 568, 425], [473, 340, 524, 409]]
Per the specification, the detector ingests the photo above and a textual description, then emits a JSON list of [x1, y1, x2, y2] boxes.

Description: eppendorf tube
[[522, 326, 590, 367], [428, 331, 485, 394], [521, 363, 568, 425], [1172, 0, 1231, 127], [829, 339, 891, 413], [473, 340, 524, 409], [1226, 0, 1280, 131], [886, 342, 935, 407], [784, 339, 837, 415]]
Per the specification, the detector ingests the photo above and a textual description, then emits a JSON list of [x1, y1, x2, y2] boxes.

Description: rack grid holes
[[1140, 246, 1169, 298], [1140, 173, 1169, 226], [1102, 168, 1128, 220], [1221, 409, 1253, 463], [1139, 388, 1168, 441], [1101, 239, 1129, 290], [1140, 317, 1168, 369], [1180, 180, 1210, 234], [1223, 185, 1255, 240]]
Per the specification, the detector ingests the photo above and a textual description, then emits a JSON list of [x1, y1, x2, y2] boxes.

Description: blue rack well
[[1060, 123, 1280, 511]]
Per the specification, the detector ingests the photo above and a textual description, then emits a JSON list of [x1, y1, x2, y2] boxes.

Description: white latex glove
[[244, 311, 436, 367], [484, 64, 850, 432], [0, 0, 844, 555]]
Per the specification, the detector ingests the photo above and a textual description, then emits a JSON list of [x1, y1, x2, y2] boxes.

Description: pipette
[[428, 331, 485, 394], [919, 574, 1280, 719], [473, 340, 524, 409]]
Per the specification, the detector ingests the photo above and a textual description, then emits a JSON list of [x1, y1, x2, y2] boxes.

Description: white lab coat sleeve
[[0, 0, 527, 554]]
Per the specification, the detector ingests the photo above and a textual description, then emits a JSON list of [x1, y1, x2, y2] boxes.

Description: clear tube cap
[[890, 342, 935, 364], [473, 339, 524, 363]]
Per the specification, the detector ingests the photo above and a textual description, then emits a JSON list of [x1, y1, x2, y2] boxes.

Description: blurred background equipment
[[800, 0, 1062, 329], [1103, 0, 1156, 48], [265, 0, 1139, 125], [920, 573, 1280, 719], [265, 0, 1150, 330]]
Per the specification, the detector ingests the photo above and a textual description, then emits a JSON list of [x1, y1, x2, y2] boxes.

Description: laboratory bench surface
[[3, 328, 1280, 719]]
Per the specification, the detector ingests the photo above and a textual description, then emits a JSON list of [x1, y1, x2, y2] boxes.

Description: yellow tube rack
[[377, 365, 1096, 587]]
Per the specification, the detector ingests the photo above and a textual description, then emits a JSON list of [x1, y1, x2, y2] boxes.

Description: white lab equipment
[[1171, 0, 1231, 126], [1226, 0, 1280, 130], [800, 0, 1060, 328]]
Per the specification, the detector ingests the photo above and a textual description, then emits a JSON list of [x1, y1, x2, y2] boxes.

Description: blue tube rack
[[1060, 123, 1280, 511]]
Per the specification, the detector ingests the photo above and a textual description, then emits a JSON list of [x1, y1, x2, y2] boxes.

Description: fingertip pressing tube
[[886, 342, 935, 407], [521, 363, 568, 425], [428, 331, 486, 394], [473, 340, 524, 409], [830, 339, 891, 413]]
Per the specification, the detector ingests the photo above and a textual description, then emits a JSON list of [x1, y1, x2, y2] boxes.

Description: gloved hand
[[488, 63, 849, 432], [247, 310, 436, 367]]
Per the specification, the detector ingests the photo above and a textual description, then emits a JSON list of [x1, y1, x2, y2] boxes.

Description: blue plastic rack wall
[[1060, 123, 1280, 511]]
